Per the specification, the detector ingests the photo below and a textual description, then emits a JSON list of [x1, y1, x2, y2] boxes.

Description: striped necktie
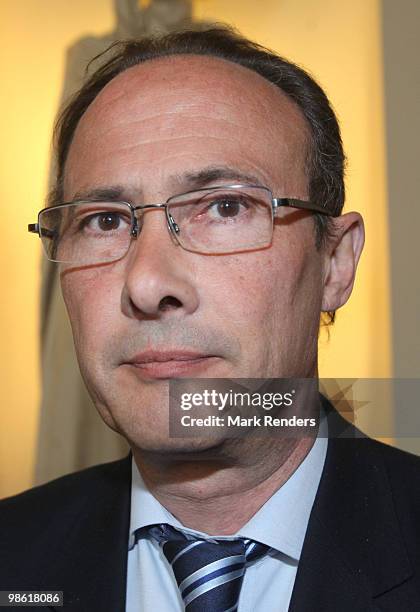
[[135, 523, 270, 612]]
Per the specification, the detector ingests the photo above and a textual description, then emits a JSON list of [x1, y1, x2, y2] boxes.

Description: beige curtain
[[35, 0, 202, 485]]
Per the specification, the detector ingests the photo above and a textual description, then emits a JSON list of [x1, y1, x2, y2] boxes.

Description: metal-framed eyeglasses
[[28, 184, 334, 265]]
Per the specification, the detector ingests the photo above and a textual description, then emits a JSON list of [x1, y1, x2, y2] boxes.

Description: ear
[[321, 212, 365, 311]]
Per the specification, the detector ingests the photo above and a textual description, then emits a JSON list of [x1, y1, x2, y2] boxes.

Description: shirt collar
[[129, 411, 327, 562]]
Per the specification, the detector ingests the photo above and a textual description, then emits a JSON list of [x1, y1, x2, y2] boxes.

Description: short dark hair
[[51, 25, 345, 324]]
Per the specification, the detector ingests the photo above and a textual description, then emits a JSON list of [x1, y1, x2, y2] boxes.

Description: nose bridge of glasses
[[133, 203, 167, 212], [132, 203, 179, 239]]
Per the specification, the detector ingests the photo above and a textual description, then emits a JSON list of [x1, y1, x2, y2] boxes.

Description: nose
[[121, 209, 199, 318]]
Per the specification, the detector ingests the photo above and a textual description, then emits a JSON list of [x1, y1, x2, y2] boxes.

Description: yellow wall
[[0, 1, 114, 498], [0, 0, 390, 498]]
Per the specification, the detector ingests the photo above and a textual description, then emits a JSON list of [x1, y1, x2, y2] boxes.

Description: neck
[[133, 372, 320, 534], [132, 433, 316, 535]]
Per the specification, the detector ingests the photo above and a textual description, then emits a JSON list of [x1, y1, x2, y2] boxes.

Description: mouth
[[123, 350, 221, 380]]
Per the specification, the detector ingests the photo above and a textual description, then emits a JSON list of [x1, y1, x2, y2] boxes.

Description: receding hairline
[[64, 50, 312, 206], [76, 51, 311, 142]]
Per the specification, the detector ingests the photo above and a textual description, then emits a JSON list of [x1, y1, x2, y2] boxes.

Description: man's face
[[61, 55, 326, 451]]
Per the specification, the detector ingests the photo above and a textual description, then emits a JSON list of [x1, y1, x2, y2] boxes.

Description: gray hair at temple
[[50, 25, 346, 323]]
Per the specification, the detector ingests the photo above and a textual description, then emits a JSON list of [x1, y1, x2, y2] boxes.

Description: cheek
[[211, 229, 322, 340], [226, 247, 304, 305], [60, 268, 120, 352], [201, 252, 294, 341]]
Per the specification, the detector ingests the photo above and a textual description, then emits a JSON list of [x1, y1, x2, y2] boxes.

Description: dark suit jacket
[[1, 411, 420, 611]]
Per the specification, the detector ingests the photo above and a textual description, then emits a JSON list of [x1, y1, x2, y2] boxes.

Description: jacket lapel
[[43, 455, 132, 612], [289, 408, 413, 611]]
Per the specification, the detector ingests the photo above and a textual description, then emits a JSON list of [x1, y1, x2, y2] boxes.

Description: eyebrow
[[70, 165, 266, 203], [181, 166, 266, 190], [72, 186, 128, 202]]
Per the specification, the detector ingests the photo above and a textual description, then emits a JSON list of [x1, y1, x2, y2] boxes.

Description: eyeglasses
[[28, 184, 333, 265]]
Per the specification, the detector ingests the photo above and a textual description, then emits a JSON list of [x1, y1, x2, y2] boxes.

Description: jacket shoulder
[[365, 438, 420, 565], [0, 456, 131, 590], [368, 437, 420, 483], [0, 455, 131, 530]]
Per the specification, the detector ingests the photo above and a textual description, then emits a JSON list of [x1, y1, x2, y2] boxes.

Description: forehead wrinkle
[[66, 54, 310, 199], [77, 108, 299, 168], [66, 135, 302, 201], [79, 54, 308, 140], [93, 113, 255, 141], [97, 98, 276, 146]]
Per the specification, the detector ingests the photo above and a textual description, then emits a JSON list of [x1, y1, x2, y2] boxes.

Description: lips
[[123, 350, 219, 379]]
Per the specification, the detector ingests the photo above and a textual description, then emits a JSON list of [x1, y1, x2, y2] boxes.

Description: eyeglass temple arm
[[273, 198, 335, 216], [28, 223, 57, 239], [28, 223, 39, 234]]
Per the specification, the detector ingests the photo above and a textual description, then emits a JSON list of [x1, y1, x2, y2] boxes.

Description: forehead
[[64, 54, 309, 197]]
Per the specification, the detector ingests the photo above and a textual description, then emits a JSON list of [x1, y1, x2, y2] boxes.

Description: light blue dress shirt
[[126, 421, 327, 611]]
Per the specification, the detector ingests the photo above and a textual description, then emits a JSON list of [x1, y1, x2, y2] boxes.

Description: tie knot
[[135, 524, 270, 611]]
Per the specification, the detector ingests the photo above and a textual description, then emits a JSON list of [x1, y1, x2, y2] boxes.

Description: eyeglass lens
[[38, 186, 274, 264]]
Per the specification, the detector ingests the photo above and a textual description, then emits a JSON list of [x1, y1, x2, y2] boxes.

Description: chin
[[128, 433, 230, 458]]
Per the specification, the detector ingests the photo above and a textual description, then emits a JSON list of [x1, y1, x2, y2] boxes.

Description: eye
[[205, 195, 250, 220], [96, 212, 122, 231], [212, 198, 242, 218], [77, 209, 131, 234]]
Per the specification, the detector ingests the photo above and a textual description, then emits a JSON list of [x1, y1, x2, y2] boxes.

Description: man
[[1, 26, 419, 611]]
